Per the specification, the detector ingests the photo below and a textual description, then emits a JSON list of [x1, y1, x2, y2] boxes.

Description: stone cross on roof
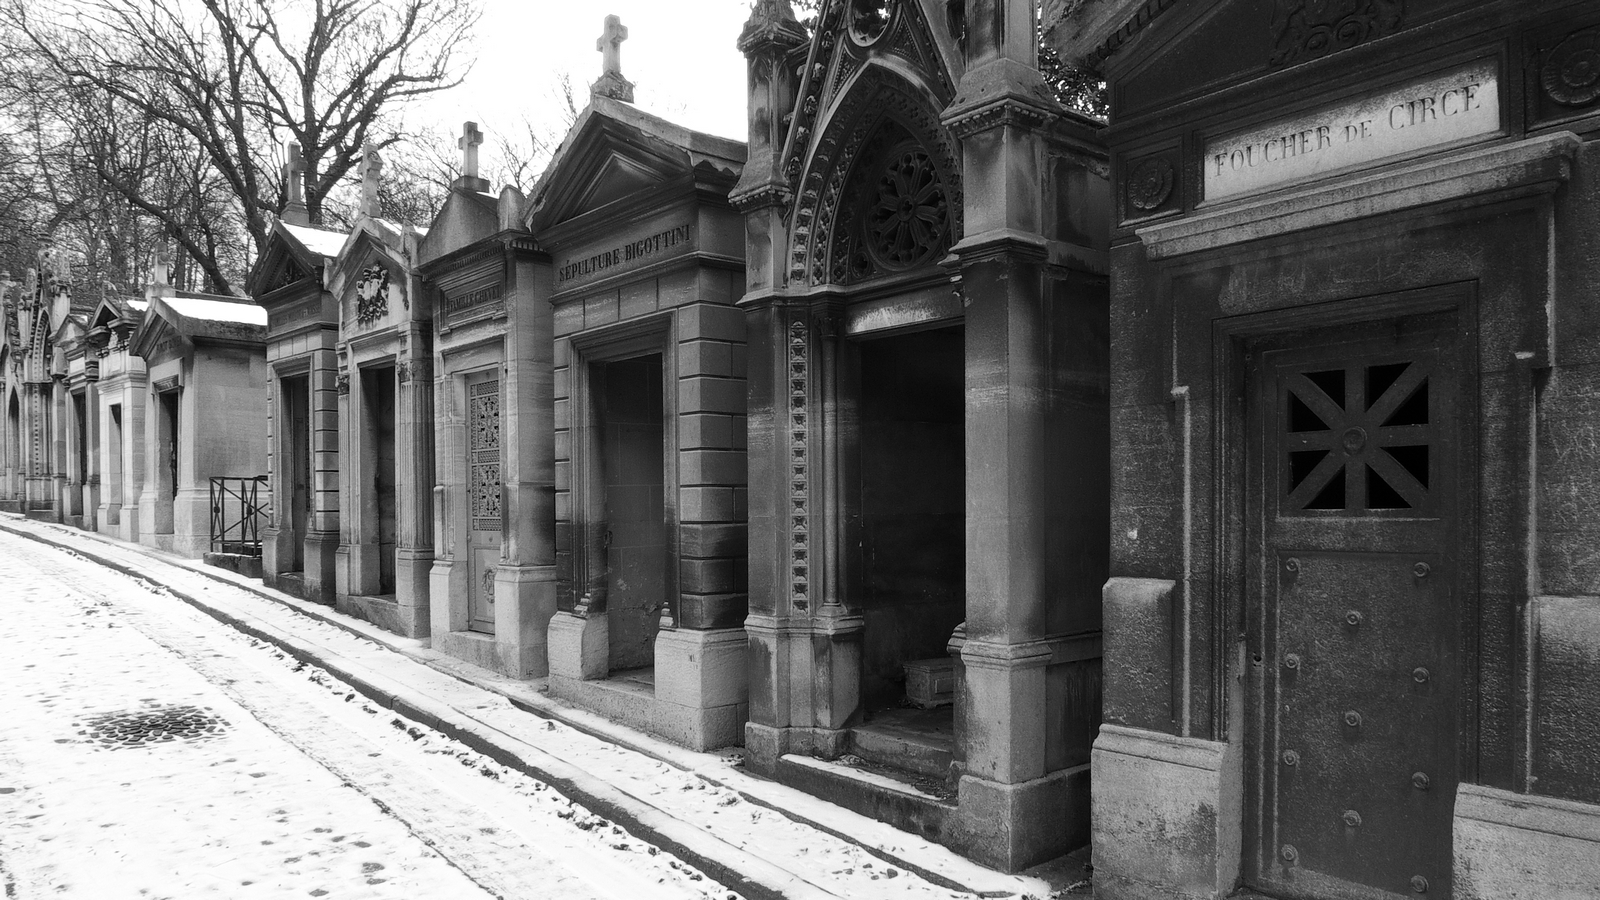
[[458, 121, 483, 179], [361, 143, 384, 218], [282, 141, 309, 225], [597, 15, 628, 76], [591, 14, 636, 102]]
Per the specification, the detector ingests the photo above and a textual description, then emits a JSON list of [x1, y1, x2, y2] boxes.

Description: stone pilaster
[[304, 350, 340, 604], [941, 0, 1095, 871], [494, 239, 556, 678], [394, 327, 435, 637]]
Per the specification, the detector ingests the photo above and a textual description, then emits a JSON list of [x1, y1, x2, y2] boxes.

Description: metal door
[[287, 379, 310, 571], [465, 373, 502, 634], [1247, 313, 1461, 900]]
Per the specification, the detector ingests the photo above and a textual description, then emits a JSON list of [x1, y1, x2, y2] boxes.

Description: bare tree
[[3, 0, 481, 293]]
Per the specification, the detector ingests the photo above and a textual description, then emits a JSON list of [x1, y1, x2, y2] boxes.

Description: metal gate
[[1247, 312, 1461, 900], [466, 374, 502, 634]]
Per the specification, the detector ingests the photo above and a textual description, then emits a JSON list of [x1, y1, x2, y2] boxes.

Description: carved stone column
[[394, 327, 435, 637]]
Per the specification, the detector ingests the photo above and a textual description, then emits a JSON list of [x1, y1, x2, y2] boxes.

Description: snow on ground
[[0, 518, 1051, 900], [0, 531, 739, 900]]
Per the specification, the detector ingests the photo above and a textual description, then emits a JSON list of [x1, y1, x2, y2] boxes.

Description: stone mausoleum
[[251, 143, 350, 604], [735, 0, 1111, 871], [1046, 0, 1600, 898], [536, 77, 751, 751]]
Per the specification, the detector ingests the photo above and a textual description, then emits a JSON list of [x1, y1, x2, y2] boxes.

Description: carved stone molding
[[1543, 28, 1600, 108], [788, 318, 810, 612], [335, 373, 350, 395]]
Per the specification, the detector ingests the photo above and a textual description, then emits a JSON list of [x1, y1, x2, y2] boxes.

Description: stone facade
[[417, 146, 554, 679], [733, 0, 1111, 872], [128, 284, 269, 558], [250, 218, 347, 603], [329, 205, 434, 637], [1047, 1, 1600, 898], [534, 96, 750, 751]]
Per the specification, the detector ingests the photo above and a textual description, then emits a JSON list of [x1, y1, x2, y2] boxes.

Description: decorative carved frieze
[[1270, 0, 1404, 68], [788, 319, 809, 611]]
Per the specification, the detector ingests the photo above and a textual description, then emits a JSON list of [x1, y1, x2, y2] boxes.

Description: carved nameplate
[[442, 282, 504, 320], [556, 223, 695, 288], [1204, 61, 1499, 202]]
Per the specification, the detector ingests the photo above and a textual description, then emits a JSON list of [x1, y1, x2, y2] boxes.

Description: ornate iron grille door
[[466, 375, 501, 634], [1247, 313, 1461, 900]]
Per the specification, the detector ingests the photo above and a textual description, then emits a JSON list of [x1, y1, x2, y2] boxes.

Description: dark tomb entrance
[[5, 392, 16, 496], [282, 374, 311, 572], [107, 403, 122, 526], [1245, 310, 1467, 900], [72, 391, 88, 520], [364, 366, 398, 595], [159, 390, 180, 502], [850, 325, 964, 774], [592, 353, 668, 676]]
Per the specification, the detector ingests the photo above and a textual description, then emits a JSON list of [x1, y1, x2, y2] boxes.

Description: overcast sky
[[410, 0, 755, 168]]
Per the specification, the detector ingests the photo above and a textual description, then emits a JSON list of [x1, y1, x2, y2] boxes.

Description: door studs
[[1282, 750, 1299, 766], [1413, 772, 1431, 790], [1280, 844, 1298, 863], [1411, 876, 1429, 893], [1413, 561, 1431, 578], [1284, 653, 1301, 670], [1342, 809, 1362, 827], [1412, 667, 1430, 684], [1345, 610, 1363, 627], [1344, 710, 1362, 727]]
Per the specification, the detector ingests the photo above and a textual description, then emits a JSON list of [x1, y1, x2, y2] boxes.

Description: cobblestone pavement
[[0, 530, 740, 900]]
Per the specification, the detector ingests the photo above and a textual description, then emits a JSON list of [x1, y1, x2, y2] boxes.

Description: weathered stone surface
[[1091, 725, 1241, 900], [1455, 783, 1600, 900]]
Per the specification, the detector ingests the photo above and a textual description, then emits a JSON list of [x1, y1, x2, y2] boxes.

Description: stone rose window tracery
[[865, 141, 948, 273]]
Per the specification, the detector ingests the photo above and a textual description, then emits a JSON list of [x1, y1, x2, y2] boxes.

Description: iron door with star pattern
[[1247, 312, 1461, 900]]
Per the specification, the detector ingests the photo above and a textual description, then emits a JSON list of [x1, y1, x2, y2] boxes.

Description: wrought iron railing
[[209, 475, 269, 557]]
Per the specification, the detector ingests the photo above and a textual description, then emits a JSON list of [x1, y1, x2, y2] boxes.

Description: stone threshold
[[0, 513, 1037, 899]]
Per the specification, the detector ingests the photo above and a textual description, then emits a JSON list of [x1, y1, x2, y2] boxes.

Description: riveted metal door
[[1247, 312, 1462, 900], [465, 373, 502, 634]]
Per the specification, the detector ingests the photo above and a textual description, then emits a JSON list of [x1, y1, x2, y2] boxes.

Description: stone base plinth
[[1455, 784, 1600, 900], [548, 625, 748, 751], [1090, 724, 1242, 900], [203, 552, 264, 579]]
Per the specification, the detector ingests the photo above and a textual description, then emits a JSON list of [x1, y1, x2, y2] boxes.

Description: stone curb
[[0, 519, 844, 900], [0, 516, 1039, 898]]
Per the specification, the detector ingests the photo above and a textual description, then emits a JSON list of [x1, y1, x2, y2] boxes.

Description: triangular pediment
[[247, 219, 347, 299], [528, 96, 745, 232], [417, 184, 502, 267]]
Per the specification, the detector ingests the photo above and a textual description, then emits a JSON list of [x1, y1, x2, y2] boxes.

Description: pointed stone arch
[[788, 64, 961, 286]]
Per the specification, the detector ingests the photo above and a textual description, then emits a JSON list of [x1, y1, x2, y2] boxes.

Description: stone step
[[774, 753, 955, 847], [848, 712, 955, 781]]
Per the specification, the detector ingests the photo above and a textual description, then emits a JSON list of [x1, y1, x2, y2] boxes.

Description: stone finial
[[458, 121, 484, 179], [360, 143, 384, 218], [282, 141, 309, 226], [152, 249, 172, 286], [591, 14, 636, 102]]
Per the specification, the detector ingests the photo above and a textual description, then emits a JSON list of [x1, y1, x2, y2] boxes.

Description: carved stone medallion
[[1127, 156, 1176, 213], [1543, 29, 1600, 108]]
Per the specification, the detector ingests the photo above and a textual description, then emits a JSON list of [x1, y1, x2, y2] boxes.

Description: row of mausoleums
[[5, 0, 1597, 893], [0, 252, 268, 559], [243, 0, 1112, 873]]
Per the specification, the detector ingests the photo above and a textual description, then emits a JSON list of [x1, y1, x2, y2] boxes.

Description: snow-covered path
[[0, 529, 738, 900]]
